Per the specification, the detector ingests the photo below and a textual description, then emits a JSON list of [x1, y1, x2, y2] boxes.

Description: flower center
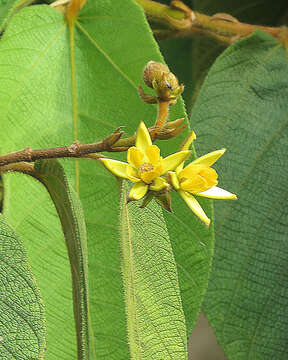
[[138, 162, 154, 174]]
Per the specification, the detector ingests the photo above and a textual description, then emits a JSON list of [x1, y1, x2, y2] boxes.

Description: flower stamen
[[139, 162, 154, 174]]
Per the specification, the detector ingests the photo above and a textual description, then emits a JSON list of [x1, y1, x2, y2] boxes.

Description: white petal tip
[[196, 186, 237, 200]]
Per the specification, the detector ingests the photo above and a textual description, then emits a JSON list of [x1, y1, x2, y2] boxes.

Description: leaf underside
[[34, 159, 89, 360], [119, 180, 188, 359], [192, 31, 288, 360]]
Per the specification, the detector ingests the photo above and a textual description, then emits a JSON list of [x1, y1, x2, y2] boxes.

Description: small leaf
[[0, 213, 45, 359], [119, 180, 188, 359]]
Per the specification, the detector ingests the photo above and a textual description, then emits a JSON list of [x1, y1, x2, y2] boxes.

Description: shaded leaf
[[34, 159, 89, 360], [0, 213, 45, 359], [192, 31, 288, 359]]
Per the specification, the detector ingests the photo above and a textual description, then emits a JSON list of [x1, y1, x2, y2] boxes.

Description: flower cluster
[[101, 122, 236, 226]]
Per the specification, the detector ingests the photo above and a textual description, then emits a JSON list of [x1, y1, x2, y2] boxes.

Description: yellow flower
[[101, 121, 191, 201], [169, 131, 237, 227]]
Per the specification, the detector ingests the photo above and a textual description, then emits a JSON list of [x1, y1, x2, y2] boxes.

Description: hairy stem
[[156, 101, 169, 128], [0, 123, 185, 169]]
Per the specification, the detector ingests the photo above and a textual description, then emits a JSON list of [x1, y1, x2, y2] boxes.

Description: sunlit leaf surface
[[1, 1, 214, 357]]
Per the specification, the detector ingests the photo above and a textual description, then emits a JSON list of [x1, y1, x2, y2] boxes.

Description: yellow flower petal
[[129, 182, 148, 200], [178, 189, 211, 227], [179, 165, 218, 193], [179, 130, 196, 151], [135, 121, 152, 152], [189, 148, 226, 167], [168, 171, 180, 190], [101, 159, 134, 180], [145, 145, 161, 164], [181, 176, 209, 193], [162, 150, 191, 174], [176, 131, 196, 173], [149, 177, 169, 191], [196, 186, 237, 199], [140, 169, 161, 184], [127, 147, 144, 168], [126, 165, 141, 182]]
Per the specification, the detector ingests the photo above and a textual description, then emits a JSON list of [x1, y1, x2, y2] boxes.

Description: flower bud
[[142, 61, 184, 103], [143, 61, 169, 88]]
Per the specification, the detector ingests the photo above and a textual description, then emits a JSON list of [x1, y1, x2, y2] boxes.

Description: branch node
[[25, 146, 33, 161], [70, 141, 82, 155]]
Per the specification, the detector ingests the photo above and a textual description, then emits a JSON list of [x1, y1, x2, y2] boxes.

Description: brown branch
[[0, 120, 186, 169], [136, 0, 284, 44], [0, 162, 35, 175]]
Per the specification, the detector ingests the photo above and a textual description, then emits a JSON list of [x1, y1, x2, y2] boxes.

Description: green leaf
[[3, 171, 78, 359], [34, 159, 89, 360], [0, 213, 45, 359], [0, 1, 213, 357], [119, 180, 188, 359], [192, 31, 288, 359]]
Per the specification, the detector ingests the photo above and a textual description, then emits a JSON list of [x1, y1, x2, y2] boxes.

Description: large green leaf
[[191, 31, 288, 359], [0, 1, 213, 357], [119, 181, 187, 359], [0, 213, 45, 359]]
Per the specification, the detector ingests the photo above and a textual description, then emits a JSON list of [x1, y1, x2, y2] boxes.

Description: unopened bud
[[143, 61, 169, 88], [141, 61, 184, 104]]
